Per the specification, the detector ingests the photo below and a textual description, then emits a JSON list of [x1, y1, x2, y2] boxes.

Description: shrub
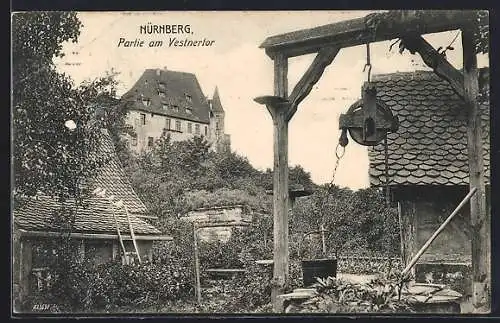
[[337, 257, 403, 275], [88, 261, 193, 310], [31, 257, 194, 312]]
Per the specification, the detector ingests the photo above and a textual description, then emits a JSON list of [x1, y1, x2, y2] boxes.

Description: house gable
[[121, 68, 211, 124]]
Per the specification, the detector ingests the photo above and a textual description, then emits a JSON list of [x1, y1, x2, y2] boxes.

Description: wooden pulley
[[338, 83, 399, 146]]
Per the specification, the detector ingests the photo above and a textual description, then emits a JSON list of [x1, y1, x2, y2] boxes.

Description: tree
[[291, 186, 400, 258], [12, 12, 123, 205], [12, 12, 131, 311]]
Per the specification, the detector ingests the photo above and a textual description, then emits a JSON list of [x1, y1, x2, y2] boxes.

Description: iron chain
[[327, 143, 345, 193], [317, 142, 345, 233]]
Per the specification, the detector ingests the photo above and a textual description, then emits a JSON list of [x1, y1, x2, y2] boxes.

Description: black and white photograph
[[11, 10, 491, 315]]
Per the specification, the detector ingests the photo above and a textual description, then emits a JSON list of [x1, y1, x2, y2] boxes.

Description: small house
[[368, 69, 490, 295], [12, 129, 172, 303]]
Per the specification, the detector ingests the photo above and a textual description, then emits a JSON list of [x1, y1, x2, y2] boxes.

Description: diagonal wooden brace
[[400, 35, 465, 100]]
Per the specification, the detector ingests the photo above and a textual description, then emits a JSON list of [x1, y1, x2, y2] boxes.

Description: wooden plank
[[271, 53, 290, 312], [193, 221, 252, 228], [205, 269, 246, 273], [462, 28, 490, 313], [260, 10, 478, 58], [400, 35, 464, 99], [286, 46, 340, 121], [397, 202, 405, 263], [193, 223, 202, 303], [400, 200, 417, 269], [20, 240, 32, 302]]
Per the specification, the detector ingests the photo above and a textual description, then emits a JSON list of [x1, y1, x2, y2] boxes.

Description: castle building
[[121, 68, 230, 153]]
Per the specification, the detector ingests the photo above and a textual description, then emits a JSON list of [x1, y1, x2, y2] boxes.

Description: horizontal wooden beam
[[401, 35, 465, 99], [18, 229, 173, 241], [194, 221, 253, 229], [260, 10, 478, 58], [286, 46, 340, 121]]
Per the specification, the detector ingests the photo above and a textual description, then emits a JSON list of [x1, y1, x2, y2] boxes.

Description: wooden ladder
[[123, 203, 142, 264], [111, 200, 141, 265]]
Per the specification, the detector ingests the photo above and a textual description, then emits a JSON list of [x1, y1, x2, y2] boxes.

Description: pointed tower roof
[[211, 86, 225, 113]]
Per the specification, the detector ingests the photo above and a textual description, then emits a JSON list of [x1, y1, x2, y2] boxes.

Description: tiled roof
[[121, 68, 211, 123], [14, 195, 161, 235], [368, 69, 490, 186], [92, 129, 148, 215], [14, 129, 160, 235], [211, 86, 225, 113]]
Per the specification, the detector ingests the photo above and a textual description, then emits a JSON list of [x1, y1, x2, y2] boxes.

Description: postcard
[[11, 10, 491, 316]]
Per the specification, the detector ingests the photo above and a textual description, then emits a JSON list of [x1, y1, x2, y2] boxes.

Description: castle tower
[[209, 86, 231, 152]]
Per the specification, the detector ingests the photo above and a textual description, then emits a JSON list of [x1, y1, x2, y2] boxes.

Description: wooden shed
[[368, 68, 490, 294], [12, 129, 172, 306]]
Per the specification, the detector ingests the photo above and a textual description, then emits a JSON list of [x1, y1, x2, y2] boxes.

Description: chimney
[[156, 69, 161, 76]]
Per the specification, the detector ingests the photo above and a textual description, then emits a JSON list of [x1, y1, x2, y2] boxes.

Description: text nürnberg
[[116, 23, 215, 48]]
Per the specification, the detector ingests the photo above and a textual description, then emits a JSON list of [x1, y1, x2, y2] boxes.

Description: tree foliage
[[291, 186, 400, 258], [12, 12, 126, 204], [125, 134, 315, 219]]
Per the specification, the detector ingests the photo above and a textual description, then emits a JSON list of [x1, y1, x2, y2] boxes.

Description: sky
[[55, 11, 489, 190]]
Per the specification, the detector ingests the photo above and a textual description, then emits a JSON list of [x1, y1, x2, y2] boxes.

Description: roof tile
[[368, 69, 490, 186], [15, 129, 162, 236]]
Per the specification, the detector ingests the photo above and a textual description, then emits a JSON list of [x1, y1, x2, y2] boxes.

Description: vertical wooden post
[[397, 202, 405, 264], [321, 224, 326, 256], [271, 53, 290, 311], [400, 200, 417, 273], [462, 28, 490, 312], [20, 240, 32, 304], [193, 223, 202, 304]]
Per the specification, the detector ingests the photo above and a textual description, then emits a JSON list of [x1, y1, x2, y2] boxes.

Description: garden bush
[[29, 257, 194, 312], [337, 256, 403, 275]]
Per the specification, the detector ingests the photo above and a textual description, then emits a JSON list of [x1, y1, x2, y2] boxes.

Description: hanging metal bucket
[[301, 258, 337, 287]]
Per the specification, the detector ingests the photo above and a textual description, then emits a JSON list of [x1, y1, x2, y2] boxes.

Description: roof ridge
[[144, 68, 196, 77], [372, 67, 490, 82]]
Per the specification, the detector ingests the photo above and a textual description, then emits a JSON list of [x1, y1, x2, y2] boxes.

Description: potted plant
[[295, 186, 357, 287], [299, 224, 338, 287]]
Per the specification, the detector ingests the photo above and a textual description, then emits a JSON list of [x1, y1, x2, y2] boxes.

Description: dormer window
[[185, 93, 192, 103], [162, 103, 169, 111], [158, 91, 165, 98], [186, 107, 193, 114], [142, 98, 151, 106], [172, 105, 179, 112], [159, 82, 166, 89]]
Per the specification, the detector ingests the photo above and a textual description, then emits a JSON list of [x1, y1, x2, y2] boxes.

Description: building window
[[186, 107, 193, 114], [205, 126, 208, 136], [159, 82, 166, 90], [216, 121, 220, 130], [195, 124, 200, 135], [175, 120, 181, 132], [147, 137, 154, 147], [142, 98, 150, 106], [172, 105, 179, 112], [162, 103, 168, 111], [131, 136, 137, 146], [187, 122, 192, 133], [165, 118, 171, 130], [185, 93, 192, 102], [140, 113, 146, 125], [158, 91, 165, 98]]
